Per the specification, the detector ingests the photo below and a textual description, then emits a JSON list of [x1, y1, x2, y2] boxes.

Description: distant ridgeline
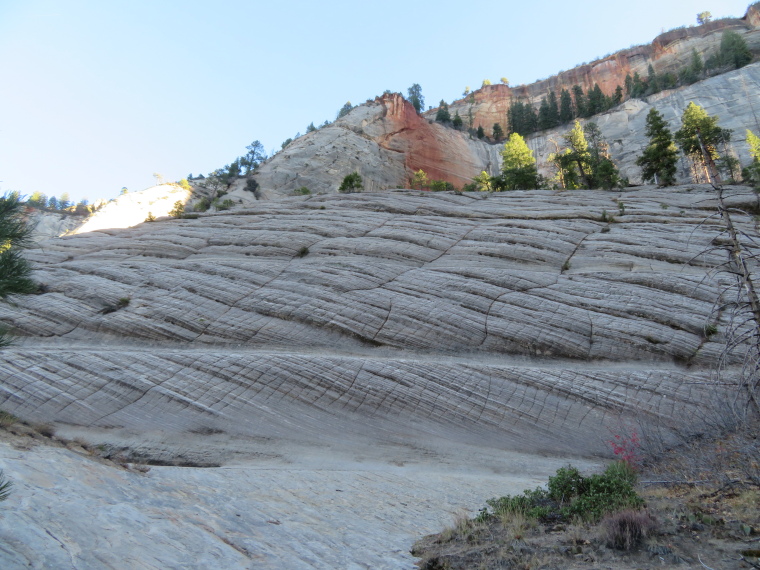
[[432, 3, 760, 141]]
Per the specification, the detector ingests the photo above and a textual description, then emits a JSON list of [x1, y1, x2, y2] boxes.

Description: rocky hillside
[[1, 185, 754, 567], [1, 187, 749, 454], [243, 5, 760, 199]]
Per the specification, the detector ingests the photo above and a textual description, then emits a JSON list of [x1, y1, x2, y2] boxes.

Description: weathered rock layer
[[1, 187, 750, 456]]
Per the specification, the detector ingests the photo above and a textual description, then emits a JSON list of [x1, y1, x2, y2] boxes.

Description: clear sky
[[0, 0, 753, 203]]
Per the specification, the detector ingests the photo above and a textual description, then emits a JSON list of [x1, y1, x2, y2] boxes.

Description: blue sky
[[0, 0, 753, 203]]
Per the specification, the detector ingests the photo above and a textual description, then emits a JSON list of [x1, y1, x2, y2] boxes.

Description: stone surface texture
[[0, 187, 754, 568]]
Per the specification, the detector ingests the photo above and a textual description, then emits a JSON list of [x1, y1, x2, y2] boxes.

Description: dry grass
[[601, 509, 657, 550]]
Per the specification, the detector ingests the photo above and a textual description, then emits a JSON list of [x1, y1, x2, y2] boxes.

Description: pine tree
[[559, 89, 574, 123], [452, 112, 463, 130], [492, 123, 504, 140], [572, 85, 586, 118], [564, 120, 593, 187], [435, 100, 451, 123], [584, 122, 621, 189], [477, 125, 485, 139], [407, 84, 424, 113], [586, 84, 605, 116], [719, 30, 752, 69], [624, 74, 633, 96], [547, 91, 560, 128], [613, 85, 623, 105], [496, 133, 540, 190], [674, 102, 727, 183], [631, 72, 645, 98], [647, 65, 660, 95], [538, 97, 552, 130], [0, 193, 36, 348], [636, 108, 679, 186]]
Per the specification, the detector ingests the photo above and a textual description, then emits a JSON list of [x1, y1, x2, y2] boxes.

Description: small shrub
[[562, 260, 571, 271], [602, 509, 656, 550], [145, 212, 156, 222], [294, 187, 311, 195], [215, 199, 234, 211], [181, 213, 199, 219], [617, 201, 626, 215], [117, 297, 130, 308], [245, 178, 259, 193], [601, 226, 610, 233], [297, 246, 309, 257], [0, 411, 19, 427], [338, 172, 363, 193], [609, 430, 642, 470], [660, 203, 669, 209], [478, 462, 644, 525], [430, 180, 455, 192], [600, 210, 615, 223], [193, 197, 212, 212], [0, 470, 12, 502], [169, 201, 185, 218], [704, 323, 719, 337]]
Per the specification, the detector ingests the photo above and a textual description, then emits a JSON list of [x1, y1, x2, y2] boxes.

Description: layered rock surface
[[0, 187, 753, 568], [1, 188, 747, 449]]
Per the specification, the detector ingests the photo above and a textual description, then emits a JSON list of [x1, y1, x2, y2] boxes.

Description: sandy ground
[[0, 428, 600, 569]]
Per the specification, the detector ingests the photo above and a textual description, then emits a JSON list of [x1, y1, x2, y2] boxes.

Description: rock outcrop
[[249, 62, 760, 196], [1, 187, 753, 568], [253, 94, 500, 198], [1, 187, 749, 454]]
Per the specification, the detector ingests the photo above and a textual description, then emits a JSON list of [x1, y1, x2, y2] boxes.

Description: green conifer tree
[[496, 133, 541, 190], [559, 89, 574, 123], [719, 30, 752, 69], [0, 193, 36, 348], [636, 108, 679, 186], [675, 102, 727, 183]]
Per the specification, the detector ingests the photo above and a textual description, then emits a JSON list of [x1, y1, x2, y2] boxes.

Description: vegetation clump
[[476, 462, 643, 524], [338, 172, 363, 193]]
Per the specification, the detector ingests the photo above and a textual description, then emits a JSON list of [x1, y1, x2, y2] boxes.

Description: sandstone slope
[[1, 187, 748, 455], [0, 187, 753, 568]]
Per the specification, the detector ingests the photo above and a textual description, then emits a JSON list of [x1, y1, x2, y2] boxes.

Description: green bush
[[294, 187, 311, 195], [194, 197, 212, 212], [215, 199, 235, 211], [477, 462, 643, 524]]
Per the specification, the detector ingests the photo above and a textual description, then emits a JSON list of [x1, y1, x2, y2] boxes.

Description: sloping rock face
[[1, 187, 748, 454], [526, 62, 760, 184], [253, 94, 501, 198], [434, 5, 760, 134], [0, 187, 752, 567]]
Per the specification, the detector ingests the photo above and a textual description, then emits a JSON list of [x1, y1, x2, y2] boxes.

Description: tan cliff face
[[433, 5, 760, 136]]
